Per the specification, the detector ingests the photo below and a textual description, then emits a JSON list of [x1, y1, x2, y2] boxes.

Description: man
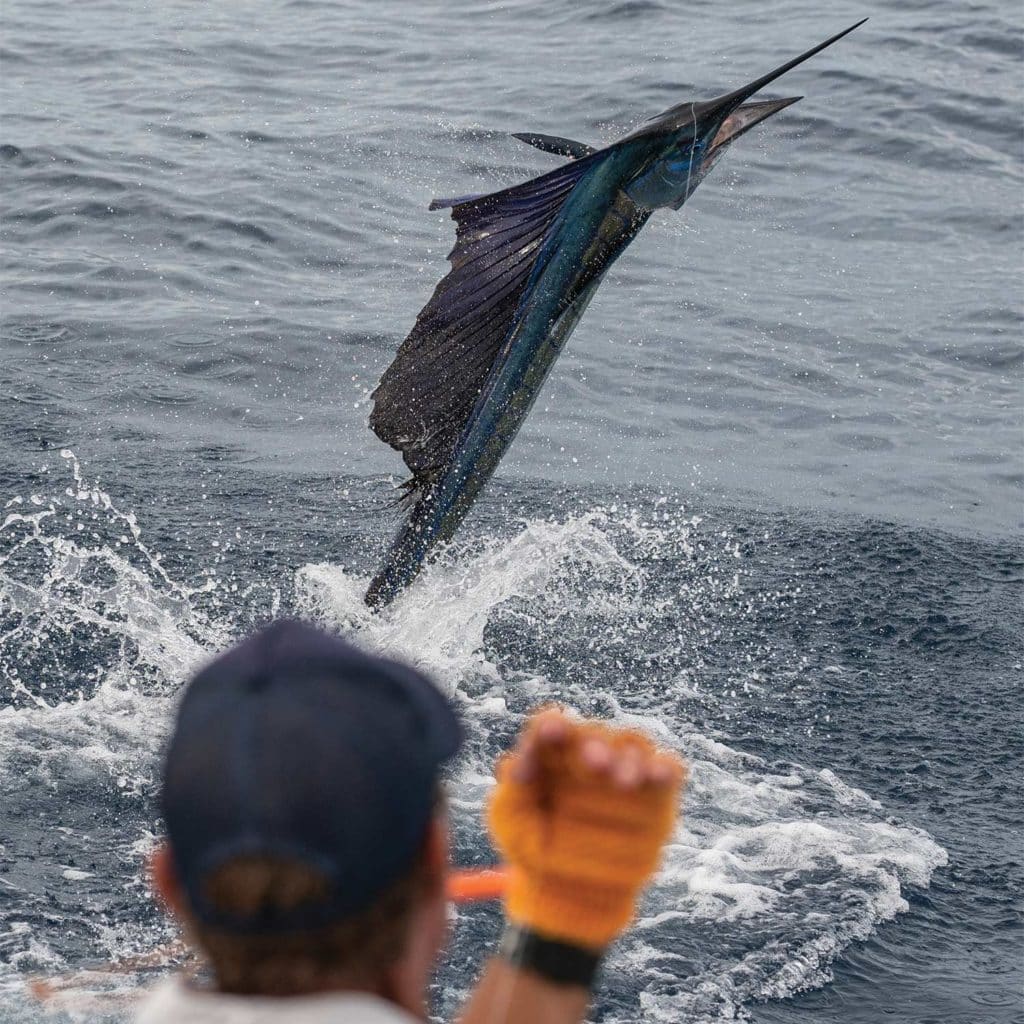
[[138, 620, 686, 1023]]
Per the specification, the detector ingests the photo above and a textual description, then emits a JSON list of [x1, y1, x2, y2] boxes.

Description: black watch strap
[[498, 923, 603, 989]]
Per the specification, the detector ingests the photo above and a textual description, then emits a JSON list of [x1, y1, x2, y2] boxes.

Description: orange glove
[[487, 708, 687, 950]]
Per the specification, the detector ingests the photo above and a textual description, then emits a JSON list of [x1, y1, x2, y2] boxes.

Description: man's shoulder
[[135, 976, 421, 1024]]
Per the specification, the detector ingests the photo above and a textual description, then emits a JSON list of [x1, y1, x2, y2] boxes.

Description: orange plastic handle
[[446, 867, 509, 903]]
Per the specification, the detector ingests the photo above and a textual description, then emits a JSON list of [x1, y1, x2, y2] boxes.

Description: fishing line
[[684, 101, 697, 204]]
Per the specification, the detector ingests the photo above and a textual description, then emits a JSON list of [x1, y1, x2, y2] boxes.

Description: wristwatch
[[498, 924, 603, 989]]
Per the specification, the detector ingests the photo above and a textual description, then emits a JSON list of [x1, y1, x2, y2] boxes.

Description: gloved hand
[[487, 707, 686, 951]]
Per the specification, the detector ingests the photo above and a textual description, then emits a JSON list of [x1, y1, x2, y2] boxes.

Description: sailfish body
[[366, 22, 865, 608]]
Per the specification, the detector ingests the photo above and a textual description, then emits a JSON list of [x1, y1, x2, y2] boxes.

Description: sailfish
[[365, 21, 865, 608]]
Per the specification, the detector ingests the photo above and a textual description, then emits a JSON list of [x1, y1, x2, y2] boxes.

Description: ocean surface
[[1, 1, 1022, 1021]]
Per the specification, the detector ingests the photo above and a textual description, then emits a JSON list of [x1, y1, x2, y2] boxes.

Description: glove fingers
[[488, 753, 548, 868], [488, 709, 688, 949]]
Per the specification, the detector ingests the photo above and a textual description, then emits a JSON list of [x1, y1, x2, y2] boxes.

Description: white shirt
[[135, 977, 421, 1024]]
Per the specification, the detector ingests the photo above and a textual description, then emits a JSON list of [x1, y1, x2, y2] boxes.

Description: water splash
[[0, 458, 947, 1023], [296, 507, 646, 686], [0, 451, 222, 710], [296, 506, 947, 1022]]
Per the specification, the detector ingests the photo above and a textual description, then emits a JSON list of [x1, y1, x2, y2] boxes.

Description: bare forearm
[[457, 958, 591, 1024]]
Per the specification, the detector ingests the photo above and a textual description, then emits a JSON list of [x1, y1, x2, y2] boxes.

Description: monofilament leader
[[365, 21, 866, 608]]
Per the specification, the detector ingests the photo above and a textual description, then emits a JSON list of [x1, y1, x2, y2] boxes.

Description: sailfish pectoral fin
[[369, 151, 603, 497], [512, 132, 597, 160]]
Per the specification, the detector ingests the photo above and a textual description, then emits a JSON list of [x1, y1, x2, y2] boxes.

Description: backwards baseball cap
[[160, 619, 462, 933]]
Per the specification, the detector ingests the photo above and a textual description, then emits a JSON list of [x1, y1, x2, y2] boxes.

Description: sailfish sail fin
[[369, 153, 600, 493]]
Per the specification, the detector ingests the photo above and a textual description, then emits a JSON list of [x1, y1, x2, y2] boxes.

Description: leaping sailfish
[[366, 21, 866, 607]]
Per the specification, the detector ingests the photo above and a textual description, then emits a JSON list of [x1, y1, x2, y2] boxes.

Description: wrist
[[498, 923, 604, 990], [505, 866, 639, 948]]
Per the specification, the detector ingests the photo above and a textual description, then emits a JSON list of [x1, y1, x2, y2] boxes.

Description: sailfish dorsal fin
[[369, 153, 600, 493]]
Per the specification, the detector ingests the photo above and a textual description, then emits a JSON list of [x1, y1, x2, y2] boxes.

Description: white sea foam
[[0, 457, 948, 1022], [296, 516, 947, 1022], [296, 508, 641, 688]]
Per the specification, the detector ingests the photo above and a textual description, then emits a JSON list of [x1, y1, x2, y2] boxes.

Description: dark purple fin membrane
[[370, 153, 600, 491]]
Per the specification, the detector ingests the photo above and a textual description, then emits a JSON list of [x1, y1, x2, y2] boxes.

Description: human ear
[[419, 814, 451, 898], [148, 842, 185, 918]]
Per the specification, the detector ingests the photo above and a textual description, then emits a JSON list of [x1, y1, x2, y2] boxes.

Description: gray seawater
[[1, 1, 1021, 1022]]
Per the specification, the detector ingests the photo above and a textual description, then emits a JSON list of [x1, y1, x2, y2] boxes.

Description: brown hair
[[183, 851, 436, 996]]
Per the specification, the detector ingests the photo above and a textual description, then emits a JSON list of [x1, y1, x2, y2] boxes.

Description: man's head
[[150, 620, 462, 1010]]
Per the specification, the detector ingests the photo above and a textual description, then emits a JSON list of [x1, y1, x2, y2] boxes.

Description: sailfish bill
[[365, 22, 866, 608]]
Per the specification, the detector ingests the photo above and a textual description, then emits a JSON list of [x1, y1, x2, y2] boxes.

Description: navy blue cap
[[160, 620, 462, 933]]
